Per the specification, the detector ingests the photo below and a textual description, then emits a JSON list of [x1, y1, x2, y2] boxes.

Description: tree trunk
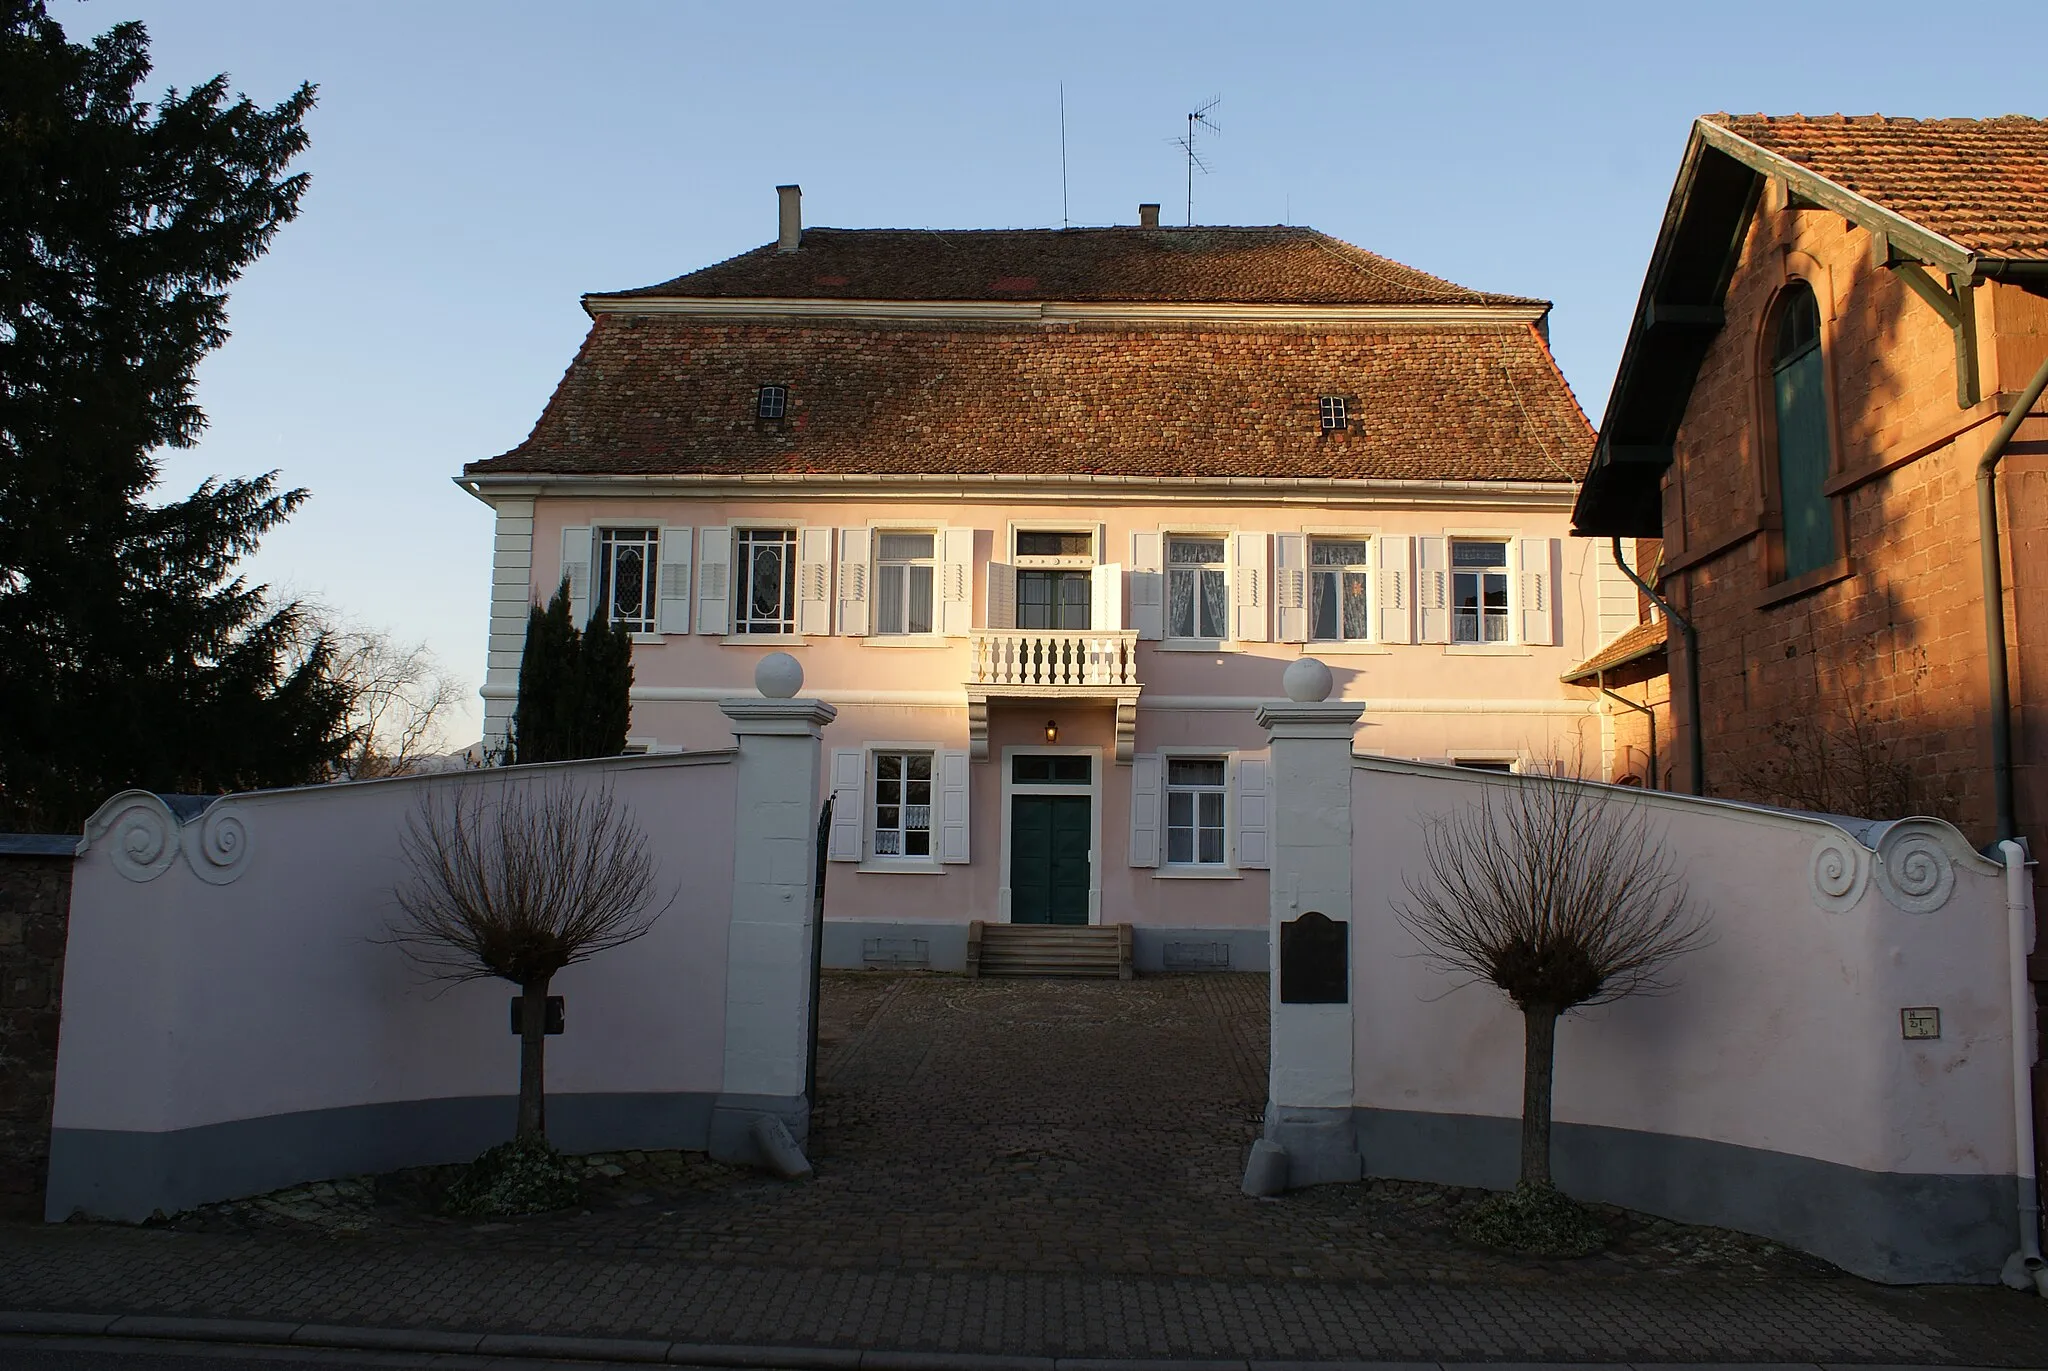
[[517, 975, 550, 1140], [1520, 1004, 1560, 1187]]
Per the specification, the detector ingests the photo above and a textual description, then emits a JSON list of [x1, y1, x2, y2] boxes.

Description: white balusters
[[967, 630, 1140, 688]]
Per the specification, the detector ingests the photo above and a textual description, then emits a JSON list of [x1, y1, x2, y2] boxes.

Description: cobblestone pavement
[[2, 973, 2045, 1363]]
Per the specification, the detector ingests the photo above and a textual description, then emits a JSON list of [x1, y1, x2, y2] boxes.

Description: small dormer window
[[1319, 396, 1348, 431], [757, 385, 788, 420]]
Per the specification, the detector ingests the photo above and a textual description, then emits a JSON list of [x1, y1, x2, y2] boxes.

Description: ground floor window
[[871, 751, 933, 858], [1165, 757, 1227, 865]]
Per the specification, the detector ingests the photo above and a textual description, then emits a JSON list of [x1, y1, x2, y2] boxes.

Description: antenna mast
[[1175, 96, 1221, 226], [1059, 83, 1070, 229]]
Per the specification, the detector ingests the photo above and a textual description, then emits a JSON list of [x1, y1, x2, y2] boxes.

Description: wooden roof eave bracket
[[1873, 233, 1982, 408]]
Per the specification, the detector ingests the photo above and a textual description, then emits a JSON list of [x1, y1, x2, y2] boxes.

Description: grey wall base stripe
[[1355, 1105, 2016, 1285], [45, 1089, 770, 1223], [822, 921, 1268, 973]]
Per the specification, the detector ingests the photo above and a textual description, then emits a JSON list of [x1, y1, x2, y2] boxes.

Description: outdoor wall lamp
[[1045, 719, 1058, 744]]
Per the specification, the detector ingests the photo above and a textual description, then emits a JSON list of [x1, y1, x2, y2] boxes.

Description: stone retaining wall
[[0, 849, 72, 1219]]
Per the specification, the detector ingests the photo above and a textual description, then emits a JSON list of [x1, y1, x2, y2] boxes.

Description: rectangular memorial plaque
[[1280, 911, 1348, 1004], [1901, 1007, 1941, 1040]]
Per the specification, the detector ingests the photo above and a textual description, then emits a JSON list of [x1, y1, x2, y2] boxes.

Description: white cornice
[[458, 471, 1579, 509], [579, 295, 1550, 327]]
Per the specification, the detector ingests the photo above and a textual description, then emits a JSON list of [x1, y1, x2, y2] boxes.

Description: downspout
[[1979, 354, 2048, 844], [1612, 538, 1704, 796], [1596, 668, 1658, 790], [1999, 839, 2047, 1294]]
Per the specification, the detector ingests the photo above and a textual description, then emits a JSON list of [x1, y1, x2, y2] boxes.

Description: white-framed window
[[1308, 537, 1372, 643], [596, 527, 659, 633], [874, 531, 937, 635], [1451, 539, 1510, 644], [1164, 756, 1228, 866], [1014, 528, 1096, 631], [757, 384, 787, 420], [734, 527, 799, 635], [870, 750, 934, 859], [1319, 395, 1348, 431], [1167, 536, 1228, 640]]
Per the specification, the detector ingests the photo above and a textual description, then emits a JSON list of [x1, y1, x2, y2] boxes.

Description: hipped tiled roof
[[467, 317, 1592, 483], [600, 226, 1543, 307], [1708, 114, 2048, 260]]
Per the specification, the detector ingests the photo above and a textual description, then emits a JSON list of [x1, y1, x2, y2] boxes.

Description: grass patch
[[1455, 1181, 1608, 1257], [439, 1136, 584, 1218]]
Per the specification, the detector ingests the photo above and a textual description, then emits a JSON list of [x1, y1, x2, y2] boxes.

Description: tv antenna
[[1059, 82, 1070, 229], [1174, 96, 1221, 226]]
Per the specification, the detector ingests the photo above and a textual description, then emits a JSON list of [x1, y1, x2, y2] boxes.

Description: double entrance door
[[1008, 751, 1093, 926]]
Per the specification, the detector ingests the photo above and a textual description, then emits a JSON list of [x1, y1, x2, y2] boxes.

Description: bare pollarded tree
[[1396, 774, 1708, 1189], [388, 778, 669, 1140]]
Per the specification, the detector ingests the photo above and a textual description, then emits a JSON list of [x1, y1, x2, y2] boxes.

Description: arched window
[[1770, 284, 1837, 580]]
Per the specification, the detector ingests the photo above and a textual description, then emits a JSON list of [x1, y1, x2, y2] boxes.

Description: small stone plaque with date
[[1900, 1007, 1941, 1041]]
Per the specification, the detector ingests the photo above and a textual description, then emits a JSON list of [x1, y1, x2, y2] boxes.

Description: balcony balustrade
[[968, 630, 1140, 689]]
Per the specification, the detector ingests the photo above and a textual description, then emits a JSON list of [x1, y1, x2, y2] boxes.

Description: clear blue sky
[[85, 0, 2045, 742]]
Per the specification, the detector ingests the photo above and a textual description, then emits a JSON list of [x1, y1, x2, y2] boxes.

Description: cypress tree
[[0, 3, 350, 831], [505, 580, 633, 765]]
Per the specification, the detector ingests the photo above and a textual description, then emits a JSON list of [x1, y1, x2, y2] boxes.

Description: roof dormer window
[[757, 385, 788, 421], [1319, 395, 1347, 431]]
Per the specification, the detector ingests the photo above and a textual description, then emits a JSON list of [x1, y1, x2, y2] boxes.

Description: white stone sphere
[[1283, 656, 1335, 704], [755, 651, 804, 699]]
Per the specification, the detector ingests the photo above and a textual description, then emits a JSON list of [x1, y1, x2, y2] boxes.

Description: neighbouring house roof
[[465, 315, 1593, 483], [1562, 618, 1668, 685], [596, 226, 1544, 308], [1572, 113, 2048, 539]]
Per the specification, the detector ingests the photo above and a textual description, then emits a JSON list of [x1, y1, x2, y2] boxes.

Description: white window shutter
[[1273, 533, 1309, 643], [827, 748, 864, 862], [938, 749, 970, 863], [1377, 535, 1413, 644], [559, 526, 593, 628], [985, 561, 1015, 630], [1518, 537, 1557, 646], [1232, 531, 1270, 642], [837, 526, 871, 637], [796, 527, 833, 636], [1128, 753, 1162, 868], [656, 526, 692, 634], [939, 527, 974, 636], [1416, 535, 1450, 644], [1235, 753, 1272, 870], [1129, 531, 1164, 641], [696, 526, 731, 636], [1091, 563, 1123, 632]]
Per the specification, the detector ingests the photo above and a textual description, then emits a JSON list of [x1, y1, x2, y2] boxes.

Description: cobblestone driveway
[[2, 972, 2045, 1363]]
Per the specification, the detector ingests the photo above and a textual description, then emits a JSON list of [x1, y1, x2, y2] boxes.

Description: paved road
[[3, 974, 2046, 1364]]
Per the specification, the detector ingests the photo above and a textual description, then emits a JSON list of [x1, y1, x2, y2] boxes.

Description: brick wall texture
[[1660, 199, 2048, 859], [0, 853, 71, 1219]]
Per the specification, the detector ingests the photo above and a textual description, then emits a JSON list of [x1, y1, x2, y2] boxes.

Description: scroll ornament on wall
[[1808, 817, 1992, 915], [82, 790, 255, 886]]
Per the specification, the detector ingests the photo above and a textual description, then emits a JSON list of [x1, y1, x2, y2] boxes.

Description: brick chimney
[[1139, 203, 1161, 229], [777, 185, 801, 252]]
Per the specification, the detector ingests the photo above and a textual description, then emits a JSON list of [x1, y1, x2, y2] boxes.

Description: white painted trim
[[1156, 746, 1239, 876], [476, 683, 1600, 715], [481, 496, 537, 759], [582, 295, 1552, 327], [998, 745, 1105, 926]]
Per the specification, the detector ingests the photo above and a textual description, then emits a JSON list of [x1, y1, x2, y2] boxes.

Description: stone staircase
[[967, 921, 1133, 979]]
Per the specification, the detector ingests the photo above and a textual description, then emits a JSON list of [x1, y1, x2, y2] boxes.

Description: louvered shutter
[[1231, 531, 1270, 642], [940, 528, 974, 636], [837, 527, 871, 636], [1416, 536, 1450, 644], [938, 749, 970, 863], [1377, 535, 1413, 644], [1273, 533, 1309, 643], [827, 748, 864, 862], [560, 526, 593, 628], [696, 527, 731, 635], [1128, 753, 1162, 868], [984, 561, 1015, 629], [656, 526, 692, 634], [1234, 753, 1272, 870], [1517, 537, 1557, 646], [1091, 563, 1123, 632], [1129, 532, 1164, 641], [796, 527, 833, 636]]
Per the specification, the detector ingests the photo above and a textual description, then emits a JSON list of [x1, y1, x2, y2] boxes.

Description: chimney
[[1138, 203, 1161, 229], [776, 184, 801, 252]]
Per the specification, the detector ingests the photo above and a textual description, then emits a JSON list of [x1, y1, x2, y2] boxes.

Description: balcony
[[965, 630, 1142, 763]]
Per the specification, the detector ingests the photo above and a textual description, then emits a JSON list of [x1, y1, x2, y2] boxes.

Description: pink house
[[461, 189, 1623, 970]]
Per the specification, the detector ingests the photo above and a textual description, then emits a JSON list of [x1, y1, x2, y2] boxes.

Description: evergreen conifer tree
[[0, 2, 349, 831], [505, 580, 633, 764]]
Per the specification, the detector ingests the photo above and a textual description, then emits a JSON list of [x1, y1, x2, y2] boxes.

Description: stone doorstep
[[0, 1315, 2002, 1371]]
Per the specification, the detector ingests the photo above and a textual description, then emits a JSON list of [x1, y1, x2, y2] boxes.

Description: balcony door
[[1016, 569, 1091, 630]]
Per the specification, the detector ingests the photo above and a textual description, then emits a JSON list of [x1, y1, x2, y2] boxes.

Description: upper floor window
[[1451, 540, 1509, 643], [1319, 395, 1348, 431], [597, 528, 658, 633], [734, 528, 798, 634], [757, 385, 788, 420], [1167, 537, 1228, 640], [1309, 538, 1372, 642], [1014, 528, 1095, 631], [874, 531, 937, 635], [1015, 530, 1094, 561], [1770, 284, 1837, 581]]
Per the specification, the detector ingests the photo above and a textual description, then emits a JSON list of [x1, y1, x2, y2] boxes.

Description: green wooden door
[[1010, 794, 1091, 925]]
